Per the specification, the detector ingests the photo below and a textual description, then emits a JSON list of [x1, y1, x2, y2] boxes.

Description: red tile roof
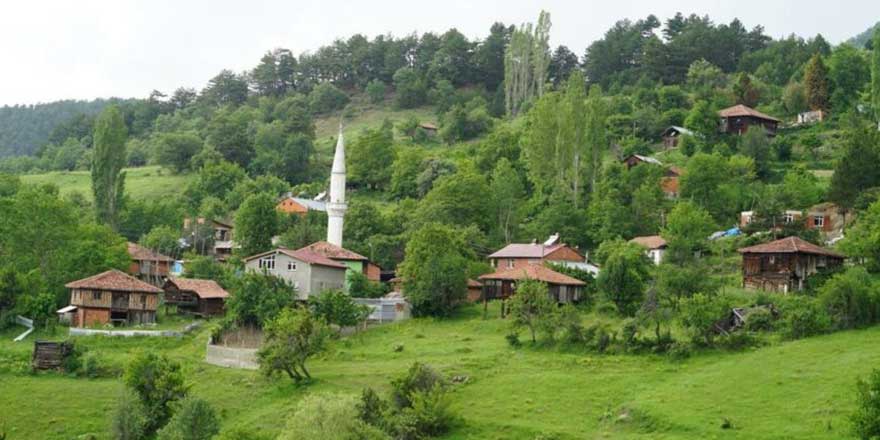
[[299, 241, 368, 261], [661, 177, 679, 195], [488, 243, 568, 259], [629, 235, 667, 250], [65, 269, 162, 293], [166, 277, 229, 299], [718, 104, 781, 122], [467, 279, 482, 287], [127, 242, 174, 262], [479, 264, 586, 286], [244, 248, 348, 269], [737, 236, 844, 258]]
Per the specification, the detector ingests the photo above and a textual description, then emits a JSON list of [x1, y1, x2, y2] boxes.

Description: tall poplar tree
[[872, 28, 880, 123], [504, 10, 552, 116], [91, 106, 128, 230], [804, 53, 830, 111]]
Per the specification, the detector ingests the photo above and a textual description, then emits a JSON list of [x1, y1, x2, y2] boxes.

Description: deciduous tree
[[91, 106, 128, 230]]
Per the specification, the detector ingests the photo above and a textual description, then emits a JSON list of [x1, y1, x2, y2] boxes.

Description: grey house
[[243, 248, 347, 299]]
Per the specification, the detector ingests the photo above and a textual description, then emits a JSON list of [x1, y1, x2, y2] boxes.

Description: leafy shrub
[[309, 289, 371, 333], [356, 388, 388, 427], [278, 394, 388, 440], [852, 369, 880, 440], [667, 341, 692, 360], [79, 350, 120, 378], [718, 331, 758, 351], [744, 308, 775, 332], [779, 298, 830, 340], [505, 332, 522, 347], [397, 386, 455, 438], [156, 397, 220, 440], [308, 83, 349, 114], [390, 362, 445, 409], [123, 351, 189, 433], [818, 267, 880, 330], [678, 293, 731, 346], [366, 80, 387, 105], [111, 391, 148, 440]]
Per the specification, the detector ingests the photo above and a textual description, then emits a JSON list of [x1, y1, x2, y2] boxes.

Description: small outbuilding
[[661, 126, 694, 148], [738, 236, 844, 292], [163, 277, 230, 317], [718, 104, 780, 136], [629, 235, 667, 265]]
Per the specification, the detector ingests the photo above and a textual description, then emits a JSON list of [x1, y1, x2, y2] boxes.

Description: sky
[[1, 0, 878, 106]]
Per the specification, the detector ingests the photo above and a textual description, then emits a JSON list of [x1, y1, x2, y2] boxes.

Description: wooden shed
[[65, 269, 162, 327], [479, 264, 585, 304], [163, 277, 230, 317], [718, 104, 780, 136], [738, 236, 844, 292]]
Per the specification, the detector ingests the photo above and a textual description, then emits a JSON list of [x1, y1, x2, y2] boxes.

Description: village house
[[629, 235, 667, 265], [660, 126, 694, 149], [183, 217, 237, 261], [740, 210, 803, 228], [622, 153, 663, 169], [479, 264, 586, 304], [488, 234, 585, 270], [163, 277, 230, 317], [718, 104, 780, 136], [738, 236, 844, 292], [65, 269, 162, 327], [243, 247, 347, 299], [621, 155, 681, 198], [804, 202, 845, 235], [276, 193, 327, 215], [299, 241, 382, 283], [797, 109, 826, 125], [127, 242, 174, 287]]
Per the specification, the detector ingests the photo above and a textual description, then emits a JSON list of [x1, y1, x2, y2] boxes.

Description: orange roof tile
[[299, 241, 368, 261], [66, 269, 162, 293], [127, 242, 174, 262], [478, 264, 586, 286], [629, 235, 667, 250], [737, 236, 844, 258], [166, 277, 229, 299], [718, 104, 780, 122]]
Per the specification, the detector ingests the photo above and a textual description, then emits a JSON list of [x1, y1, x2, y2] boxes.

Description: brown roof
[[737, 236, 844, 258], [629, 235, 667, 250], [478, 264, 586, 286], [127, 242, 174, 262], [299, 241, 368, 261], [166, 277, 229, 299], [65, 269, 162, 293], [718, 104, 781, 122], [244, 248, 348, 269], [467, 279, 482, 287], [488, 243, 573, 259], [661, 177, 679, 195]]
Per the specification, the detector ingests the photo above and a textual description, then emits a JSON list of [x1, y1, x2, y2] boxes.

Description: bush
[[111, 391, 148, 440], [156, 397, 220, 440], [852, 369, 880, 440], [780, 298, 830, 340], [390, 362, 445, 409], [818, 267, 880, 330], [396, 386, 455, 438], [744, 308, 775, 332], [309, 289, 371, 332], [79, 350, 120, 378], [123, 352, 189, 433], [308, 83, 349, 114], [278, 394, 388, 440], [505, 332, 522, 348], [679, 293, 731, 346], [667, 341, 692, 360], [366, 80, 387, 104]]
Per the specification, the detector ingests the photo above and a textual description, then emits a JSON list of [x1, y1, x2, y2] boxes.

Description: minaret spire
[[327, 126, 347, 247]]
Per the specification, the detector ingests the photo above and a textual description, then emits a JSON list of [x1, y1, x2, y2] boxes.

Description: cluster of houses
[[57, 106, 848, 328]]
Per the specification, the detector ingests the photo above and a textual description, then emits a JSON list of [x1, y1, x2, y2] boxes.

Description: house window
[[813, 216, 825, 228], [507, 259, 515, 269], [92, 291, 102, 301], [258, 255, 275, 270], [141, 294, 147, 305], [287, 261, 297, 271]]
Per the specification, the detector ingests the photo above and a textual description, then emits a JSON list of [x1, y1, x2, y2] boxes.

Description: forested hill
[[847, 21, 880, 48], [0, 99, 113, 158]]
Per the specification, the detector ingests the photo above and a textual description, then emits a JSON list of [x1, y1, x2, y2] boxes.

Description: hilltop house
[[298, 241, 382, 283], [243, 247, 347, 299], [488, 235, 585, 270], [621, 155, 681, 199], [276, 194, 327, 215], [629, 235, 667, 265], [622, 154, 663, 169], [738, 236, 844, 292], [718, 104, 780, 136], [479, 264, 586, 304], [127, 242, 174, 287], [163, 277, 229, 317], [661, 126, 694, 148], [65, 269, 162, 327]]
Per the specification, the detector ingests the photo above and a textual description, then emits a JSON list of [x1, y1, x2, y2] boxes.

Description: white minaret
[[327, 128, 347, 247]]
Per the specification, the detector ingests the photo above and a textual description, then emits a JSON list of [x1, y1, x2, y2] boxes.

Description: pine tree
[[804, 53, 830, 111], [733, 72, 760, 107], [91, 106, 127, 230]]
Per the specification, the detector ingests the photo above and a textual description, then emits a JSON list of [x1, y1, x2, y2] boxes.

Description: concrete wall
[[205, 342, 259, 370], [309, 264, 346, 295]]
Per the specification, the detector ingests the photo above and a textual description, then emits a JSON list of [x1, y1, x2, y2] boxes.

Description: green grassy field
[[19, 166, 192, 202], [0, 302, 876, 439]]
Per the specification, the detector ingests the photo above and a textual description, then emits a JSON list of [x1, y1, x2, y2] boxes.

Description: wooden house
[[629, 235, 667, 265], [661, 126, 694, 148], [163, 277, 230, 317], [488, 234, 585, 270], [127, 242, 174, 287], [622, 154, 663, 169], [183, 217, 236, 261], [738, 236, 844, 292], [718, 104, 780, 136], [479, 264, 585, 304], [299, 241, 382, 282], [65, 269, 162, 327]]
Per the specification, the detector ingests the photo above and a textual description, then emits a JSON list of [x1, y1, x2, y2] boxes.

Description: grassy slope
[[1, 303, 876, 439], [19, 166, 192, 202]]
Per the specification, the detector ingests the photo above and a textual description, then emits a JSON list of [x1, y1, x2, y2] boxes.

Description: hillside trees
[[828, 44, 870, 111], [258, 307, 330, 383], [226, 272, 294, 327], [829, 120, 880, 211], [662, 201, 716, 264], [91, 106, 128, 230], [489, 158, 524, 243], [504, 10, 551, 116], [154, 132, 203, 173], [508, 280, 557, 343], [234, 193, 280, 257], [349, 122, 395, 190], [804, 54, 830, 111], [596, 240, 651, 316], [733, 72, 760, 107], [123, 352, 189, 434], [873, 28, 880, 122]]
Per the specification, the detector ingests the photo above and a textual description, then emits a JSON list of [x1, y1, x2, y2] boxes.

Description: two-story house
[[243, 247, 347, 299]]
